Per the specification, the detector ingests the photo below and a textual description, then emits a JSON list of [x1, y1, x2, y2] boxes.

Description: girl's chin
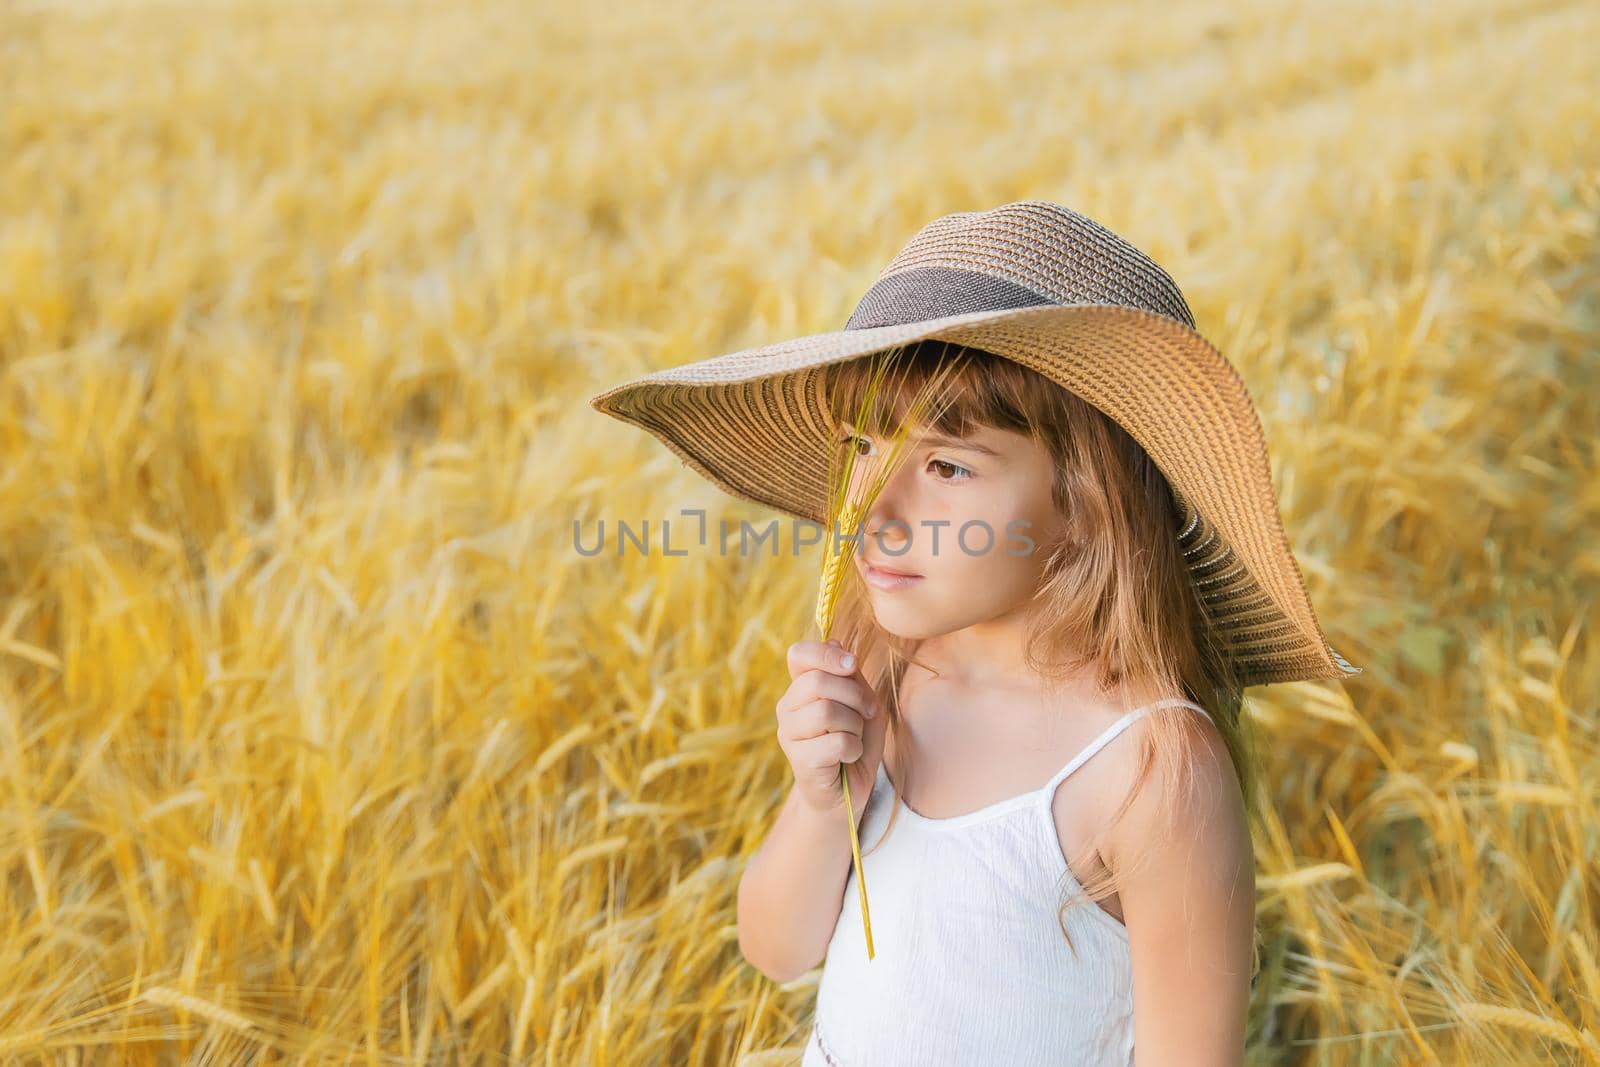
[[866, 604, 949, 642]]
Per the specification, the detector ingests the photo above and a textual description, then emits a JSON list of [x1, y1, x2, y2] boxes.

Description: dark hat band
[[843, 267, 1055, 330]]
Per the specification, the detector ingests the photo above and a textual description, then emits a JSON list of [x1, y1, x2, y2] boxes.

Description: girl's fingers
[[785, 639, 859, 681], [780, 698, 866, 743], [802, 728, 863, 772], [775, 669, 877, 720]]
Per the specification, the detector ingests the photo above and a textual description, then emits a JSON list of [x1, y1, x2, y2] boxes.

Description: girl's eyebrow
[[921, 431, 1001, 457]]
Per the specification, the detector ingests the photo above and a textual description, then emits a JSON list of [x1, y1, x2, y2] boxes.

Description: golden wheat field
[[1, 0, 1597, 1063]]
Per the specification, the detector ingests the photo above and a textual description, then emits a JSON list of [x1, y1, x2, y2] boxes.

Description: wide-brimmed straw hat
[[590, 200, 1360, 686]]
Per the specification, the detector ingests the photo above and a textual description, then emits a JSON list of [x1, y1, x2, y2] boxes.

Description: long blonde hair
[[820, 339, 1257, 960]]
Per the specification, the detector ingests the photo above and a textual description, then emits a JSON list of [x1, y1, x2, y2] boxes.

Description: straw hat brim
[[590, 301, 1360, 687]]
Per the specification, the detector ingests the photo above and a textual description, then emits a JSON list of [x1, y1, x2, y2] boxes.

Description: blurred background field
[[1, 0, 1597, 1062]]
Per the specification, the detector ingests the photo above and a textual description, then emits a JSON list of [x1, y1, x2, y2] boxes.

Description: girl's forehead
[[842, 414, 989, 437], [843, 416, 1023, 456], [843, 417, 953, 440]]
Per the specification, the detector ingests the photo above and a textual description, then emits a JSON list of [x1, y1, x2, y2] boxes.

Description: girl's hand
[[777, 639, 888, 820]]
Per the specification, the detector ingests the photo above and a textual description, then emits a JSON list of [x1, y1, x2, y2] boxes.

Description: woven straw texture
[[590, 201, 1360, 687]]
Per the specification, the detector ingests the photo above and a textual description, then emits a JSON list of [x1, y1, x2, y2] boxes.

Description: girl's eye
[[842, 433, 971, 482], [930, 459, 973, 482], [844, 433, 878, 458]]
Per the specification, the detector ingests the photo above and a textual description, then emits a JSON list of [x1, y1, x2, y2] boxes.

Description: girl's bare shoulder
[[1047, 700, 1235, 851], [1100, 706, 1246, 873]]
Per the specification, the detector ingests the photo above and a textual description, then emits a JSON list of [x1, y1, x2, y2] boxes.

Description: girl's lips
[[861, 562, 924, 591]]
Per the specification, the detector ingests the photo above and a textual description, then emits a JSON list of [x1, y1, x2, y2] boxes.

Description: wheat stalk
[[812, 345, 965, 961]]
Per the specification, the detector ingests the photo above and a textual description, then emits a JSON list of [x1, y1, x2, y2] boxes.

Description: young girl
[[589, 200, 1361, 1066]]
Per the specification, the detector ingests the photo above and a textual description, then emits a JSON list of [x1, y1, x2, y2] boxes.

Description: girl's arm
[[739, 639, 888, 983], [1112, 721, 1256, 1066], [736, 782, 857, 983]]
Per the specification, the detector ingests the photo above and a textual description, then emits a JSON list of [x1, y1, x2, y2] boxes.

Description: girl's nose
[[866, 483, 912, 548]]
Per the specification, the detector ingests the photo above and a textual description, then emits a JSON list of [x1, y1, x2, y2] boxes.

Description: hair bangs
[[823, 339, 1054, 445]]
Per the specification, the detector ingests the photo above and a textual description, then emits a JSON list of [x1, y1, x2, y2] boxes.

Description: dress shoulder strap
[[1041, 698, 1214, 797]]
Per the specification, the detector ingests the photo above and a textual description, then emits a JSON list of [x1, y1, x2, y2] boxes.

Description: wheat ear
[[812, 347, 965, 961]]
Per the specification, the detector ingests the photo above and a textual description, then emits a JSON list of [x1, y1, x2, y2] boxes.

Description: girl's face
[[843, 419, 1066, 640]]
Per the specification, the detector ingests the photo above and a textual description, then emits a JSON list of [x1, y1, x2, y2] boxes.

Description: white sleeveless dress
[[800, 698, 1215, 1067]]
